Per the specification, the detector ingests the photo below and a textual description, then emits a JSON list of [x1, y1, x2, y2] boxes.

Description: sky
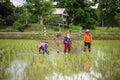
[[10, 0, 50, 6], [91, 3, 98, 9], [10, 0, 25, 7], [10, 0, 98, 8]]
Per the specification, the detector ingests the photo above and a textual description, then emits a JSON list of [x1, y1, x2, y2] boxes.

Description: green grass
[[91, 27, 120, 35], [0, 40, 120, 80], [0, 24, 120, 40], [1, 24, 120, 35]]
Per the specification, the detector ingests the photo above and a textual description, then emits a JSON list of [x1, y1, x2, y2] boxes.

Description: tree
[[57, 0, 98, 29], [14, 6, 32, 32], [115, 13, 120, 26], [25, 0, 54, 31], [44, 14, 62, 25], [98, 0, 120, 28], [0, 0, 14, 25]]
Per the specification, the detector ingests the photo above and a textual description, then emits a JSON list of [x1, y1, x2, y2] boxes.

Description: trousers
[[64, 43, 71, 53]]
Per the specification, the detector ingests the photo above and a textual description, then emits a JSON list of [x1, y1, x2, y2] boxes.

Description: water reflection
[[46, 70, 101, 80], [6, 60, 28, 80]]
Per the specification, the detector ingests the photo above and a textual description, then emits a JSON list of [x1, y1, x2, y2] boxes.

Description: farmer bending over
[[37, 42, 49, 55]]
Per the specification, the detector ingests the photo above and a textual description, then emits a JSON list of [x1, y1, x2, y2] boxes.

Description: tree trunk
[[40, 16, 44, 32], [38, 15, 43, 32], [106, 26, 110, 30]]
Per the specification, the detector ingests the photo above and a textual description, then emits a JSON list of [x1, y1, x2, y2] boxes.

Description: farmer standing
[[63, 30, 72, 53], [83, 29, 92, 52]]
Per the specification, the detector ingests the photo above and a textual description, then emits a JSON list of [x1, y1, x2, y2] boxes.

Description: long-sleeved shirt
[[63, 36, 72, 44], [84, 34, 92, 42], [41, 42, 48, 49]]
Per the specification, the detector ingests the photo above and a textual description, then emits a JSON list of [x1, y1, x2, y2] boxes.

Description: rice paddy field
[[0, 39, 120, 80]]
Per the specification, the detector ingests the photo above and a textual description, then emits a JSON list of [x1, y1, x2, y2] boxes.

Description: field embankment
[[0, 32, 120, 40]]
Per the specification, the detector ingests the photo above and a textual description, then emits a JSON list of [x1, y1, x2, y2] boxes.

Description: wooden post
[[44, 26, 46, 36]]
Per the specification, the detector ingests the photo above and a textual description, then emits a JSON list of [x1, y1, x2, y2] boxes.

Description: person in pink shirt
[[37, 42, 49, 55]]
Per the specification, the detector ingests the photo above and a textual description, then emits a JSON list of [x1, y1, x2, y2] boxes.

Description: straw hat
[[66, 30, 71, 35], [66, 33, 70, 36], [85, 29, 90, 32]]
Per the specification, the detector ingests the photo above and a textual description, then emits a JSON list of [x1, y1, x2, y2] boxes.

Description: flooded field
[[0, 40, 120, 80]]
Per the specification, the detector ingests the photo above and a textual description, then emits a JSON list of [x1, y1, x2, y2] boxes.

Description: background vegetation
[[0, 0, 120, 32]]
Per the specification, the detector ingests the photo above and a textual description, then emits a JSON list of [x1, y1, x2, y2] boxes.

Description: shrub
[[14, 21, 24, 32], [81, 18, 96, 29], [0, 28, 18, 32], [54, 27, 59, 31]]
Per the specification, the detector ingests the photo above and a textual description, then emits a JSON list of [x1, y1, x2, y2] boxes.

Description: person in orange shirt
[[83, 29, 92, 52]]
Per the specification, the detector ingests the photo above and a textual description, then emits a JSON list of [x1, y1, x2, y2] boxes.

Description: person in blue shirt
[[63, 33, 72, 53]]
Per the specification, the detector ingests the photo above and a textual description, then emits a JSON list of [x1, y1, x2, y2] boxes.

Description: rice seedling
[[0, 40, 119, 80]]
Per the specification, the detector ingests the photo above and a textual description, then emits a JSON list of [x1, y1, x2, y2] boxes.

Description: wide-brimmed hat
[[66, 33, 70, 36], [85, 29, 90, 32]]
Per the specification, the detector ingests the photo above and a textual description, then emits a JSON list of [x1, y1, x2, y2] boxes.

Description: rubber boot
[[88, 48, 91, 52], [45, 49, 49, 55], [83, 47, 86, 52]]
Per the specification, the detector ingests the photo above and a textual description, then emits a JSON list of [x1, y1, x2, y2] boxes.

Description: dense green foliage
[[26, 0, 54, 24], [98, 0, 120, 27], [0, 0, 120, 31], [57, 0, 98, 29], [0, 0, 14, 25]]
